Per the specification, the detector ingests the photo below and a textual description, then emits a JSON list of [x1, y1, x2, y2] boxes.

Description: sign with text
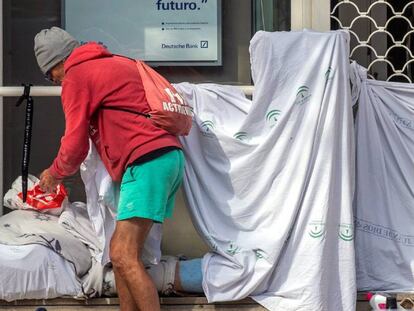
[[64, 0, 221, 65]]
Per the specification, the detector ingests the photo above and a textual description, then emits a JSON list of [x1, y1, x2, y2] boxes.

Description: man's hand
[[39, 169, 61, 193]]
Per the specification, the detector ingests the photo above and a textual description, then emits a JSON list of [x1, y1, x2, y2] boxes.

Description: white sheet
[[351, 62, 414, 291], [59, 202, 102, 258], [80, 142, 118, 264], [175, 30, 356, 311], [59, 202, 116, 298]]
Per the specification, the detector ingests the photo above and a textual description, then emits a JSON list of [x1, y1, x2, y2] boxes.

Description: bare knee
[[109, 218, 153, 274], [110, 237, 139, 274]]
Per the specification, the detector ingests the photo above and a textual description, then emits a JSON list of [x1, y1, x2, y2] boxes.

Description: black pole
[[16, 84, 33, 202]]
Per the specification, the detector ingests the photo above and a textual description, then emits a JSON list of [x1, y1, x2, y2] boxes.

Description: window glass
[[254, 0, 291, 32]]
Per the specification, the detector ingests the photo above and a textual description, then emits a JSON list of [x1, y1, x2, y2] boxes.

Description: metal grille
[[331, 0, 414, 82]]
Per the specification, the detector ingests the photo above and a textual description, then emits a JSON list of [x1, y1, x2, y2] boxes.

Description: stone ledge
[[0, 297, 260, 306], [2, 293, 412, 310], [0, 297, 266, 311]]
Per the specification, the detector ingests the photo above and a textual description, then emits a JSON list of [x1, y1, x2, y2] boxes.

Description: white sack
[[0, 209, 91, 301], [0, 244, 81, 301], [175, 30, 355, 311], [351, 62, 414, 291], [0, 210, 92, 277], [80, 141, 162, 266]]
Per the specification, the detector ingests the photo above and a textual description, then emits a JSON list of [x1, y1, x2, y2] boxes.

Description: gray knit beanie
[[34, 27, 80, 74]]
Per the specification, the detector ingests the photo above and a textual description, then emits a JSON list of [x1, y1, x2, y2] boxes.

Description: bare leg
[[110, 218, 160, 311], [113, 266, 138, 311]]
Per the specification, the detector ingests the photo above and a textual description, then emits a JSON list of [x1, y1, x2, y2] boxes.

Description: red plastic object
[[17, 184, 67, 210]]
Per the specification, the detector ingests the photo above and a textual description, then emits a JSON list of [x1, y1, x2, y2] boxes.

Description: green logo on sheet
[[254, 249, 266, 260], [308, 221, 325, 239], [266, 109, 281, 127], [295, 86, 311, 105], [200, 120, 215, 136], [226, 242, 241, 256], [389, 112, 414, 130], [339, 223, 354, 241], [233, 132, 249, 141]]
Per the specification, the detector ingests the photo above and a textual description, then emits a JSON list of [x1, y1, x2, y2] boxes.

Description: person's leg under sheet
[[146, 257, 203, 294], [178, 258, 203, 293]]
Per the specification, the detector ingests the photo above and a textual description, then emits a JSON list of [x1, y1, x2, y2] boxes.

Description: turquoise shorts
[[117, 149, 185, 223]]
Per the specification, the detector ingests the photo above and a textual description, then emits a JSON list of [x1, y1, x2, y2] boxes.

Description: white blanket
[[175, 30, 355, 311], [351, 62, 414, 291]]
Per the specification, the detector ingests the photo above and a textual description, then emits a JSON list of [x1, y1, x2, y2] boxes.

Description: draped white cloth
[[351, 62, 414, 292], [175, 30, 356, 311]]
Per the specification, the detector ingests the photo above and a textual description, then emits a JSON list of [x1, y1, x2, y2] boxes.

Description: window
[[331, 0, 414, 82], [254, 0, 291, 32]]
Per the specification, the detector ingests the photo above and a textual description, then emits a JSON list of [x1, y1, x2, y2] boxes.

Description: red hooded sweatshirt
[[48, 42, 182, 181]]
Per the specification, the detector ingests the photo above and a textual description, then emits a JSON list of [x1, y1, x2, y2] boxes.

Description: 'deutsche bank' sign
[[64, 0, 221, 65]]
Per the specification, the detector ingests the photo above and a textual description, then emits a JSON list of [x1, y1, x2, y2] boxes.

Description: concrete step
[[0, 297, 265, 311], [2, 293, 412, 310]]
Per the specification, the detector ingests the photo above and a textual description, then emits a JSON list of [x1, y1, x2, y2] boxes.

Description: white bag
[[3, 175, 69, 216], [0, 244, 81, 301]]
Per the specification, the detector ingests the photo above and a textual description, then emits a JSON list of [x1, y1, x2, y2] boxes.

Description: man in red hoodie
[[34, 27, 185, 311]]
